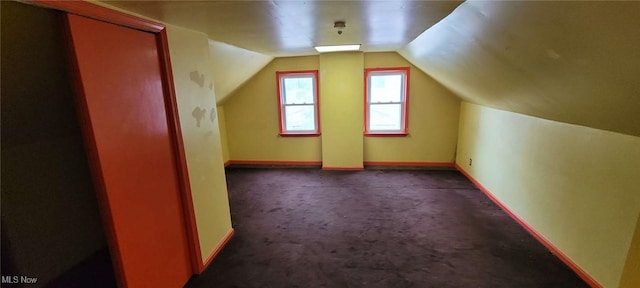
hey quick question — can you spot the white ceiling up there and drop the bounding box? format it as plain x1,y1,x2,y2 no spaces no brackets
105,0,463,57
104,0,640,136
400,1,640,136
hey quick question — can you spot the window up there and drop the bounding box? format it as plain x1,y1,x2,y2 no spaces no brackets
365,67,409,135
276,70,320,136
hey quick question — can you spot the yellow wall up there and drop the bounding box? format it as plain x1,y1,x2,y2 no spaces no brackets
456,102,640,288
208,40,273,103
166,25,232,261
363,52,460,163
223,56,322,162
217,105,231,164
221,52,462,165
319,52,365,168
620,213,640,288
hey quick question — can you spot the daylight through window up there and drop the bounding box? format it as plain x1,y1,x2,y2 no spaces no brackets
365,68,409,135
277,71,320,136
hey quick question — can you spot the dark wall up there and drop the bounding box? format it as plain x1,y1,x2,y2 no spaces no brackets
1,1,109,286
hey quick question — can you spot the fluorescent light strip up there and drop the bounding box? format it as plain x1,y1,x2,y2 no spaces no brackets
314,44,361,53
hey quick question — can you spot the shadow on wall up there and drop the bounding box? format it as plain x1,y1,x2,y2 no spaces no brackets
1,1,113,286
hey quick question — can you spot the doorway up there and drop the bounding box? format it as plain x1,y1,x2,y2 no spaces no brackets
65,12,194,288
2,1,199,287
1,1,116,287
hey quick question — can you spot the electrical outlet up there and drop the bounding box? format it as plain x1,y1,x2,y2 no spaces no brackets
469,158,472,166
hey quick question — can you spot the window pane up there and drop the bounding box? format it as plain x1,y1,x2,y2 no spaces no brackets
369,104,402,131
284,105,316,131
370,74,403,103
283,77,314,104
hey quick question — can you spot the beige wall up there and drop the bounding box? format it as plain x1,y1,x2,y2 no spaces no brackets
363,52,460,163
223,56,323,162
166,25,233,261
456,102,640,288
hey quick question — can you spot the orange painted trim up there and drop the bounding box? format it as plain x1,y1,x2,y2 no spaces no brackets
202,229,235,271
29,0,163,32
454,164,602,288
157,28,203,274
36,0,204,276
224,160,231,167
364,161,454,168
279,132,321,137
229,160,323,167
364,67,410,135
276,70,321,136
322,166,365,171
364,132,409,137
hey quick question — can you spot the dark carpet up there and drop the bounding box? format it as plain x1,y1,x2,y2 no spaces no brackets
186,168,588,288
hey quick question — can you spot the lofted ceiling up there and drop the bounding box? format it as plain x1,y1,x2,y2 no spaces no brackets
208,39,273,102
104,0,463,57
103,0,640,136
400,1,640,136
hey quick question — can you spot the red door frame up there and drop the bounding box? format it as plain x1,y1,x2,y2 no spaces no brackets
27,0,204,275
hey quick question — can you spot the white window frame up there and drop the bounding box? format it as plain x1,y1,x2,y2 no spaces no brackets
276,70,320,136
364,68,409,135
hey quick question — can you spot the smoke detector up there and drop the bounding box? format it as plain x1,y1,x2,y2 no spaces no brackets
334,21,346,35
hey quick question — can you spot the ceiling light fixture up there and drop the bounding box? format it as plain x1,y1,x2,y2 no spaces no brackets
314,44,361,53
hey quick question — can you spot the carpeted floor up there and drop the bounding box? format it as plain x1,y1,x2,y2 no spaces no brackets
185,168,588,288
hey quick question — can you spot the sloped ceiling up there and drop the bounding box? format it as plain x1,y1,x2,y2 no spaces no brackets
103,0,461,106
399,1,640,136
104,0,462,57
103,1,640,135
208,40,273,103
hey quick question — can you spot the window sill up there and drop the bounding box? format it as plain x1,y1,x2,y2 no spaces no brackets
364,132,409,137
279,132,321,137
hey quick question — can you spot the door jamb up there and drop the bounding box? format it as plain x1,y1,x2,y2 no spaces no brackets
27,0,205,274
